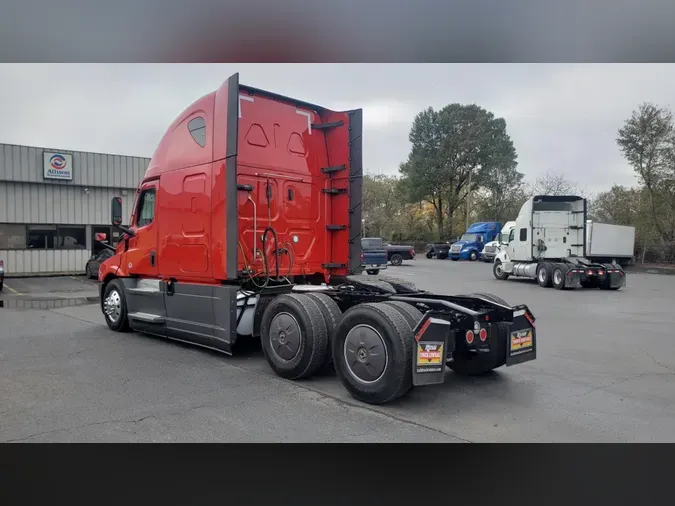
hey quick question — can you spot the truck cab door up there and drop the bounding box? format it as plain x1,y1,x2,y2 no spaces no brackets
126,180,159,278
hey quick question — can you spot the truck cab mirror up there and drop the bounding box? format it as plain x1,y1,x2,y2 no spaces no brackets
94,232,107,242
110,196,135,237
111,197,123,226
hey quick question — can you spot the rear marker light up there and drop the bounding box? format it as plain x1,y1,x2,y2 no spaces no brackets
466,330,474,344
598,270,604,276
587,270,593,275
479,328,487,341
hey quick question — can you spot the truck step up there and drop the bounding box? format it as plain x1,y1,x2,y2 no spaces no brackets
322,263,347,269
326,224,347,231
321,164,346,174
128,312,165,324
322,188,348,195
312,120,344,130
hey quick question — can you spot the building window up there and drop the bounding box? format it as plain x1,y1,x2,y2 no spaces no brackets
27,225,57,249
136,189,156,228
1,224,88,250
0,224,27,250
519,228,528,242
57,226,87,249
188,117,206,147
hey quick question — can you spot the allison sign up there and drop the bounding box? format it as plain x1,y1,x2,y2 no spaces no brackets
43,152,73,180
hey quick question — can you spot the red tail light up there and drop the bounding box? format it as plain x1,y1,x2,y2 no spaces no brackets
360,252,364,264
410,249,415,255
465,330,474,344
587,270,593,275
479,328,487,341
598,270,604,276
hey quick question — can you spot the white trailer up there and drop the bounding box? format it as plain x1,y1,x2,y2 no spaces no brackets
586,220,635,265
492,195,626,290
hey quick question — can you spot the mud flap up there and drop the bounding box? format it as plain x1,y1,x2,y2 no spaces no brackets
607,269,626,289
564,269,583,289
411,314,453,386
506,306,537,366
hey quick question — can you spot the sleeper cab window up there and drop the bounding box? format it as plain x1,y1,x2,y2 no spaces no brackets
137,189,156,228
188,116,206,147
519,228,527,241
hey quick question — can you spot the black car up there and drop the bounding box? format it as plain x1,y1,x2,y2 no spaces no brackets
85,249,113,279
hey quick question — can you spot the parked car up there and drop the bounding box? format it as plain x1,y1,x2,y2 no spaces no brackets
425,241,453,259
361,237,388,275
85,249,114,279
383,243,416,266
0,259,4,291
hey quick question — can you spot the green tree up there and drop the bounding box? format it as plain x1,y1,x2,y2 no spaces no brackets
399,104,519,239
617,102,675,260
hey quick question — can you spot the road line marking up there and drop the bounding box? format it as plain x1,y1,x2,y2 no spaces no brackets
3,283,22,295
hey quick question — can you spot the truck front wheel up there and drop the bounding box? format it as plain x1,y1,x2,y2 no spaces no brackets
260,293,329,380
493,260,509,280
332,302,414,405
102,279,130,332
469,250,478,261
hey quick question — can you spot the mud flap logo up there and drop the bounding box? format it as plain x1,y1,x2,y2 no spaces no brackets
417,342,443,366
510,329,533,355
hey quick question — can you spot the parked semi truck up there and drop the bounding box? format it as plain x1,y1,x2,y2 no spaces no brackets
95,73,538,405
481,221,516,263
449,222,501,261
585,220,635,266
493,195,626,290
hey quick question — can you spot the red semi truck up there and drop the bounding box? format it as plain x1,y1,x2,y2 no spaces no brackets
96,73,538,405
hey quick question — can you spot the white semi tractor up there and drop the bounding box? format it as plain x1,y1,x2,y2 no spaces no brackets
481,221,516,263
493,195,627,290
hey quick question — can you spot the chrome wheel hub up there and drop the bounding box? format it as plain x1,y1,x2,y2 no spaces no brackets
104,289,122,323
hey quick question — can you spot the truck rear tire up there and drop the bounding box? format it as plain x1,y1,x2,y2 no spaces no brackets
537,263,553,288
304,292,343,374
467,292,509,307
332,302,414,405
382,301,424,330
260,293,329,381
102,279,131,332
366,269,379,275
493,260,509,280
552,264,568,290
390,254,403,266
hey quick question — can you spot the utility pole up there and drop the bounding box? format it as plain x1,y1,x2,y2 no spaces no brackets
465,168,472,230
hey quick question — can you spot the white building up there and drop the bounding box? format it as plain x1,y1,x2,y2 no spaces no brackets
0,143,148,276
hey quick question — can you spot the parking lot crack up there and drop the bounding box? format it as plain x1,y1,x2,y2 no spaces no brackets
642,350,675,373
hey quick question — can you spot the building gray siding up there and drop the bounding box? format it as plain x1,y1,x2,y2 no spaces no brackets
0,143,150,276
0,143,149,189
0,181,135,225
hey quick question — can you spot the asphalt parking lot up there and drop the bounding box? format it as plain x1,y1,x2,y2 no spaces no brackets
2,260,674,442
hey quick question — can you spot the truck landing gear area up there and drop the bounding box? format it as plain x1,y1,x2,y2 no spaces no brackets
95,74,538,406
492,195,627,291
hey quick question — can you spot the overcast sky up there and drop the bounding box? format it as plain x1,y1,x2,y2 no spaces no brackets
2,63,674,193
